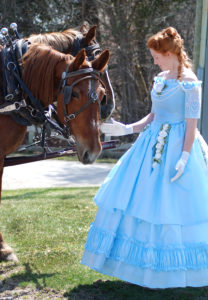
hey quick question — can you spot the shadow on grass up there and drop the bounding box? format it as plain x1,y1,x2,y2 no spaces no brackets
0,262,55,293
2,187,96,202
0,262,17,276
2,188,54,201
64,279,208,300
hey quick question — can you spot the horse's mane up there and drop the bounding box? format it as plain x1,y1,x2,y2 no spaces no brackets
28,29,83,54
22,44,69,106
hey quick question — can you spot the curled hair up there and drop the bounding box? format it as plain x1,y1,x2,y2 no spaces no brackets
147,27,192,80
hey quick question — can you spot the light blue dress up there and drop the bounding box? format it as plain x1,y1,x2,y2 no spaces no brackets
81,75,208,288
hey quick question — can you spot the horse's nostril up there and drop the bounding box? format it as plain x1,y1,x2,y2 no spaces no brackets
101,94,107,106
83,150,90,164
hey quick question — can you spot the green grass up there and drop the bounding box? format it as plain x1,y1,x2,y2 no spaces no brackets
54,155,118,164
10,150,118,163
1,188,208,299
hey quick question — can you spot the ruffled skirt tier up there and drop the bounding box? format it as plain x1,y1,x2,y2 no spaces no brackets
82,209,208,288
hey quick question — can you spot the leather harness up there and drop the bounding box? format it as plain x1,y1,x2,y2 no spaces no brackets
0,28,105,140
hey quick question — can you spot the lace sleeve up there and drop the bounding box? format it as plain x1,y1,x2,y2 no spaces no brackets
181,82,202,119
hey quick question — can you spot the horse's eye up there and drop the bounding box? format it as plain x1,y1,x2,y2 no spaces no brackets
72,91,79,99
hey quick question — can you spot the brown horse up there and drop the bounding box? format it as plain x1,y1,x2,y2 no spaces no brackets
28,24,115,120
0,43,110,261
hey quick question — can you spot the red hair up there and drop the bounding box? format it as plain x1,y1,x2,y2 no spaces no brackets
147,27,192,80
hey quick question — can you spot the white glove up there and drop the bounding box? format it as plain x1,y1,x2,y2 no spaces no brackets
100,118,133,136
170,151,190,182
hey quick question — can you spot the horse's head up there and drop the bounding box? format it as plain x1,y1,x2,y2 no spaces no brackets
68,25,116,121
22,44,109,164
28,25,115,122
56,48,110,164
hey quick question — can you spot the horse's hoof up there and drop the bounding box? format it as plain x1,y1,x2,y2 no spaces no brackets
4,253,19,262
0,250,19,262
0,251,19,262
0,233,18,262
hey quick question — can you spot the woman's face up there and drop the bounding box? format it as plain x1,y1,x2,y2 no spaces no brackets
150,48,171,71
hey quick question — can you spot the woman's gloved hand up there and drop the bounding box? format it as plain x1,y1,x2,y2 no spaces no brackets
170,151,190,182
100,118,133,136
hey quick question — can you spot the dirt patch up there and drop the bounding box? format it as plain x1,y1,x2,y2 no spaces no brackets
0,262,67,300
0,287,67,300
0,286,67,299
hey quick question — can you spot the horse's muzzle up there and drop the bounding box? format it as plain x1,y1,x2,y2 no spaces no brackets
81,148,101,164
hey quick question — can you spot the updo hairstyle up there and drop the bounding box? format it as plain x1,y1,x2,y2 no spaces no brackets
147,27,192,80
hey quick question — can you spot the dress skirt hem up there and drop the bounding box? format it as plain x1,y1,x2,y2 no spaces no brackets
81,207,208,288
81,251,208,289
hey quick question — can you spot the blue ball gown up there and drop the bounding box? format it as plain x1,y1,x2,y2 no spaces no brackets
81,74,208,288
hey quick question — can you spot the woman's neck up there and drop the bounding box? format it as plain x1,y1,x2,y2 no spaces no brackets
166,57,180,79
167,70,178,79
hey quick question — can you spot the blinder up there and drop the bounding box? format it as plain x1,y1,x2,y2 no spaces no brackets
72,36,101,61
63,85,72,105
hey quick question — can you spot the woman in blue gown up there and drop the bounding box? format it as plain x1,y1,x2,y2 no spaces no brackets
81,27,208,288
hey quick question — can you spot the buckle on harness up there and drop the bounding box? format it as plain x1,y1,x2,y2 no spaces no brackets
5,94,14,101
14,99,27,110
7,61,16,71
65,114,75,122
90,91,98,103
30,108,37,117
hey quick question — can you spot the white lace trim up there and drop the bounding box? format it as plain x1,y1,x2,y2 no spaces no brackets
180,84,202,119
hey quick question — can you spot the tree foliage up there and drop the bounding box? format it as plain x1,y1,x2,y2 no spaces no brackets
0,0,196,132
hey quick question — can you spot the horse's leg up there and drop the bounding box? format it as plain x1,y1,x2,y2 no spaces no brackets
0,157,18,262
0,116,26,262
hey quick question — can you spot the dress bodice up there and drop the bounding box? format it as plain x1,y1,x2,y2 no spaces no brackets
151,76,202,123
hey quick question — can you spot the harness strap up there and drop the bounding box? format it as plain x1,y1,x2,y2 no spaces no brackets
10,66,45,116
85,44,101,61
15,39,29,74
64,67,100,78
0,99,26,113
64,95,98,122
85,44,100,53
63,74,100,122
1,49,18,95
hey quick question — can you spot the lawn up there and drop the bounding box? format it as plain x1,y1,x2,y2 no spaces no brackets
1,187,208,299
55,155,118,164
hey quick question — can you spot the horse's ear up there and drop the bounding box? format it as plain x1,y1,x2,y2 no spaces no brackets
91,49,110,72
80,24,88,34
84,25,97,46
72,49,86,70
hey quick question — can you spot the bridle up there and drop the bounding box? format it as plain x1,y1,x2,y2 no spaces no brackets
58,66,106,127
67,35,114,120
71,36,101,61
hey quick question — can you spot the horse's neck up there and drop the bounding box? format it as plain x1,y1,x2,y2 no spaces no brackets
39,92,58,109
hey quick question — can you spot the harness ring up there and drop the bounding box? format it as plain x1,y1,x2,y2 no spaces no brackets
7,61,16,71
